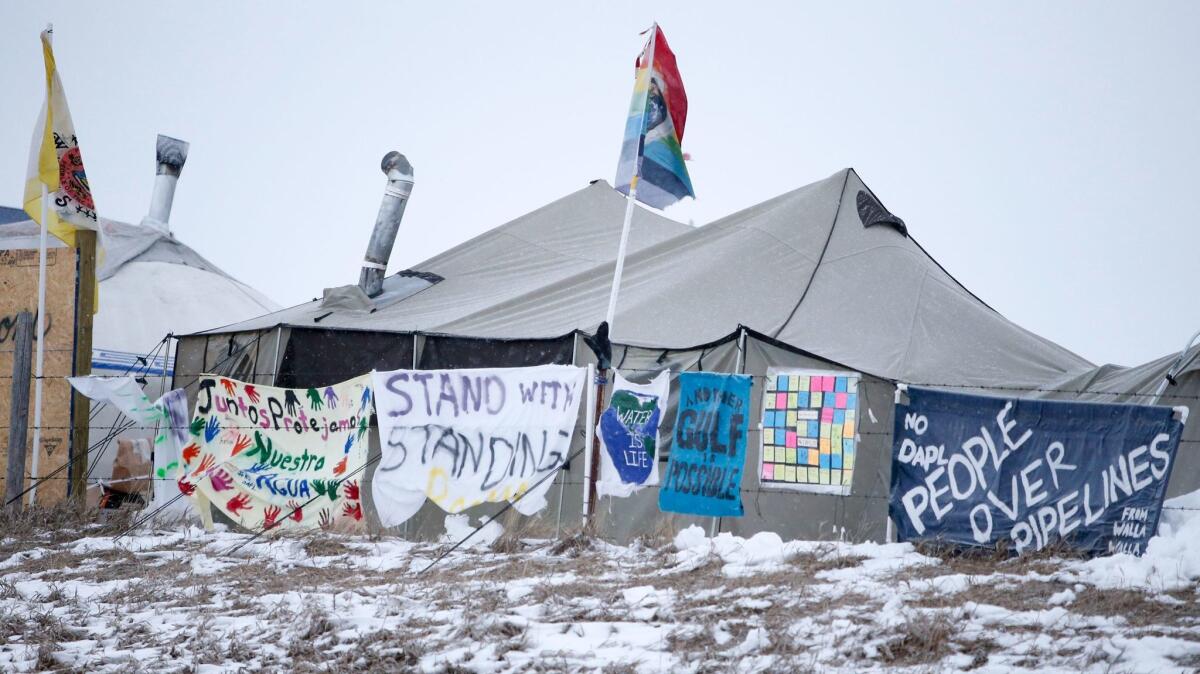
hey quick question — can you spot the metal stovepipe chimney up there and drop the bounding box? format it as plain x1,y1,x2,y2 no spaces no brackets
143,134,190,233
358,151,414,298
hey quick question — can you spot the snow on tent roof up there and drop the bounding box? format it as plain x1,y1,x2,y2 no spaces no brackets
193,170,1095,387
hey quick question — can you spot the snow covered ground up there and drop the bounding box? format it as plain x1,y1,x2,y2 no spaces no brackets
0,495,1198,673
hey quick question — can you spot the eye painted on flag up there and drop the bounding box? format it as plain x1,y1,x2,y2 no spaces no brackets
646,79,667,131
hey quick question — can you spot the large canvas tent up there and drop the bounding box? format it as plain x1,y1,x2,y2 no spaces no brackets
173,169,1200,542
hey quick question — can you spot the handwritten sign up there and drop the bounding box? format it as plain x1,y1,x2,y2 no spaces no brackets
659,372,751,518
182,374,372,531
890,387,1185,556
371,365,586,527
596,370,669,498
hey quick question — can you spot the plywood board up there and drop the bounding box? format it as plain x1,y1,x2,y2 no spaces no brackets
0,245,78,505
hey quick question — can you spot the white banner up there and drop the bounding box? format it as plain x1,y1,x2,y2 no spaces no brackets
371,365,586,527
596,370,669,498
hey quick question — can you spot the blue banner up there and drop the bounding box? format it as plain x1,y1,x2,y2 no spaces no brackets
659,372,752,517
890,387,1185,556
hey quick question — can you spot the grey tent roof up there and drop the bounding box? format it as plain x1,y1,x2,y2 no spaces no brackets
0,205,27,224
196,169,1095,387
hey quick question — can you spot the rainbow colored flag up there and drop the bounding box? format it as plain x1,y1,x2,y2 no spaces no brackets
614,25,694,209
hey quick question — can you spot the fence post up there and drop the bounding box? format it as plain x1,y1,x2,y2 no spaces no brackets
6,312,34,510
70,229,98,507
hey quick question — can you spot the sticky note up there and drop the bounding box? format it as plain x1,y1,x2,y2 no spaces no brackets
763,464,774,480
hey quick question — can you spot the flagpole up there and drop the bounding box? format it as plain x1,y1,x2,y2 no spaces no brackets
589,26,659,522
29,184,49,506
603,24,657,338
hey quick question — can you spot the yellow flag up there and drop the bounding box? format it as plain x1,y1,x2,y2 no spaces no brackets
23,26,99,247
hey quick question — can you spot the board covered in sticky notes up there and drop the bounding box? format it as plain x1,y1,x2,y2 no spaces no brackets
759,369,860,495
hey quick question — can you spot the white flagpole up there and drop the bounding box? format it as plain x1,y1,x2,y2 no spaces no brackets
27,23,55,507
604,25,658,339
29,184,49,506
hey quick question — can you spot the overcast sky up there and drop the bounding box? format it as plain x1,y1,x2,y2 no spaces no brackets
2,2,1197,368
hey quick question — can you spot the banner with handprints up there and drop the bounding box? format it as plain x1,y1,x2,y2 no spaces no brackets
371,365,587,527
180,374,373,532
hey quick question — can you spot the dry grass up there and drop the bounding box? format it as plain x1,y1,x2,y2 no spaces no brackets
0,510,1194,673
302,533,352,558
549,529,596,557
1072,586,1200,628
0,502,137,556
874,611,956,665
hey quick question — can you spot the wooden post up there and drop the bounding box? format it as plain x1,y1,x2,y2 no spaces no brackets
5,312,34,510
585,368,608,523
69,229,97,507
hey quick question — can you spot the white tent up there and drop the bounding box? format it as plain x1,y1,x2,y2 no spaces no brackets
0,204,278,491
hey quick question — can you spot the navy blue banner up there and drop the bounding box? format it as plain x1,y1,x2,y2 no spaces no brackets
659,372,752,517
890,387,1185,556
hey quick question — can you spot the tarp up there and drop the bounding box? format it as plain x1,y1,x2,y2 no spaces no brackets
890,386,1185,556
